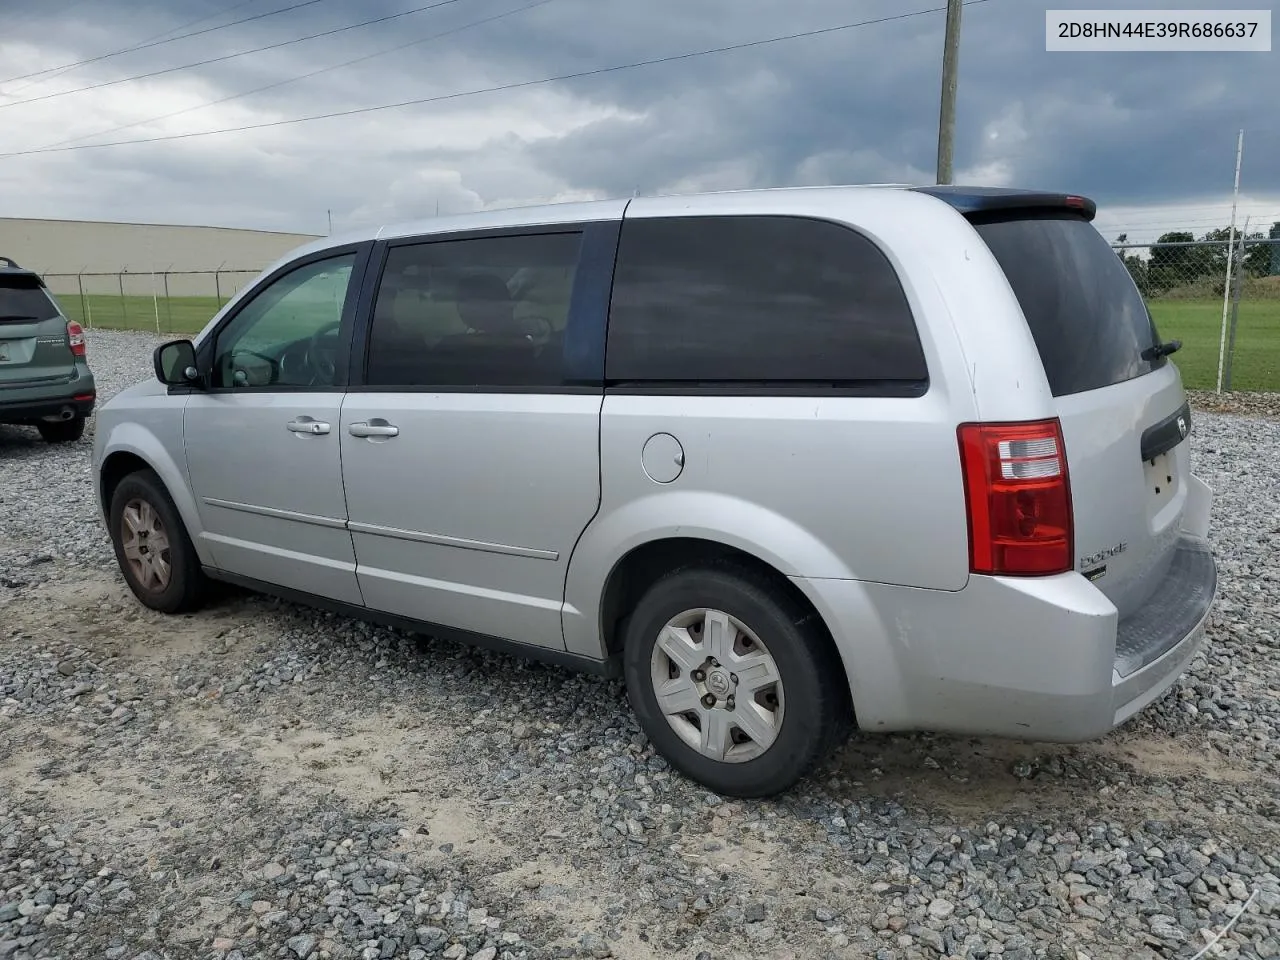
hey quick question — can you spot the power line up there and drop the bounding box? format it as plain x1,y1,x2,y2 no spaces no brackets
0,0,262,97
0,0,474,109
0,0,335,87
41,0,559,151
0,0,995,157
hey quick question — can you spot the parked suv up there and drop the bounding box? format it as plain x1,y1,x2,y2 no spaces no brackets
92,186,1216,797
0,257,95,442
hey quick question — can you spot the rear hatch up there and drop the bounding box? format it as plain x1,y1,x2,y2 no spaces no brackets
960,200,1190,619
0,271,76,386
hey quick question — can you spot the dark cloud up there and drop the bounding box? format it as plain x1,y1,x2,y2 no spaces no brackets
0,0,1275,234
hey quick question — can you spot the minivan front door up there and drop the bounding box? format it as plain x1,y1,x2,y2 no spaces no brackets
184,249,367,605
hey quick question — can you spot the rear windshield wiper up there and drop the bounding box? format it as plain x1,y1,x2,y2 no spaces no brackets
0,314,38,320
1142,339,1182,361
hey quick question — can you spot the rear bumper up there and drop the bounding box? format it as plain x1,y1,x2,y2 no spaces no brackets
0,374,96,423
796,536,1216,743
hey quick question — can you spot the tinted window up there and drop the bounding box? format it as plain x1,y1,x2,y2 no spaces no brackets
213,254,355,388
0,275,58,322
973,213,1164,397
365,232,581,388
605,216,927,386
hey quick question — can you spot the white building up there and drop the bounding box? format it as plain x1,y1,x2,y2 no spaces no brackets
0,217,319,273
0,217,321,300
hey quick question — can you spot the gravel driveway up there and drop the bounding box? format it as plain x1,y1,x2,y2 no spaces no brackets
2,330,1278,960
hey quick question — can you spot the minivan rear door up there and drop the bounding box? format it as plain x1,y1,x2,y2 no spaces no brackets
0,274,75,386
969,210,1194,619
339,222,616,651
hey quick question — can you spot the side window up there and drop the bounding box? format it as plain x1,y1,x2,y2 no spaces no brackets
605,216,928,387
365,232,581,388
213,254,356,389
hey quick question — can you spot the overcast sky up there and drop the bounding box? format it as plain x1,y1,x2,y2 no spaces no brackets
0,0,1276,243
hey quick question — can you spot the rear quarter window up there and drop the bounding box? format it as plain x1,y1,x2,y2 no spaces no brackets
605,215,927,391
972,213,1165,397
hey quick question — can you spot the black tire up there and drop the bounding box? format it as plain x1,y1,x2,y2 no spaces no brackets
37,416,85,443
622,564,851,798
108,469,207,614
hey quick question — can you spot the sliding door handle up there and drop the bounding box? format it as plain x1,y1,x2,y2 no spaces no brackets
348,420,399,439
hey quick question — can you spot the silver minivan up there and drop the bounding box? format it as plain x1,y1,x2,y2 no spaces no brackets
92,185,1217,797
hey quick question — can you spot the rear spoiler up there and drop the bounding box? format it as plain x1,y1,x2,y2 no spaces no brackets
911,186,1097,222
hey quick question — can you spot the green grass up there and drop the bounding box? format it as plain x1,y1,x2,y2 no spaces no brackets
57,292,1280,393
1149,299,1280,392
60,294,225,336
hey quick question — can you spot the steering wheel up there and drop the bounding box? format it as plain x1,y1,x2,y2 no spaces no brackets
519,315,554,347
229,349,279,387
304,321,342,385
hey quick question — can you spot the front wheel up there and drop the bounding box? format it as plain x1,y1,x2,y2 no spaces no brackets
108,470,206,614
37,416,85,443
622,565,850,798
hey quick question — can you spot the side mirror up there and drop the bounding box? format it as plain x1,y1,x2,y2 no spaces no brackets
153,340,200,386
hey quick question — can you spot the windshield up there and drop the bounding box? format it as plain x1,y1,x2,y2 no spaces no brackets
973,213,1164,397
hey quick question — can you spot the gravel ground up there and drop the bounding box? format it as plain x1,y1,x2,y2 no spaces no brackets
1,329,1279,960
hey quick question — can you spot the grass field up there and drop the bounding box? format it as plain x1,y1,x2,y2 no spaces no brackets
58,294,225,336
1148,299,1280,392
56,293,1280,393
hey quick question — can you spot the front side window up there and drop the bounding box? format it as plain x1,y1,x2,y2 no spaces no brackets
213,254,355,389
364,232,581,388
605,215,928,387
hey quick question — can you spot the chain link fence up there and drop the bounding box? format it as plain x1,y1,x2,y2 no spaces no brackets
1112,236,1280,392
39,268,264,337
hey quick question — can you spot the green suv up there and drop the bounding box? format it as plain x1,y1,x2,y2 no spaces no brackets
0,257,95,443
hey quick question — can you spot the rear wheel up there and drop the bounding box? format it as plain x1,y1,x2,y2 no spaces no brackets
108,470,206,614
622,565,849,798
37,416,85,443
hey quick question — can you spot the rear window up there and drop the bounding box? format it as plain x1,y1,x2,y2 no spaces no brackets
972,213,1164,397
605,215,928,391
0,274,58,322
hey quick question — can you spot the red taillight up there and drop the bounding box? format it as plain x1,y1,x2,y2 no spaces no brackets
957,419,1073,576
67,320,86,358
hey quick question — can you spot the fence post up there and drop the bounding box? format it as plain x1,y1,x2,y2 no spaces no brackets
151,269,160,334
214,270,223,307
1223,237,1247,391
118,270,128,327
77,273,88,330
163,271,173,334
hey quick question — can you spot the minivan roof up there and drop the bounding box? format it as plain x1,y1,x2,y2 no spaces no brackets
277,184,1098,269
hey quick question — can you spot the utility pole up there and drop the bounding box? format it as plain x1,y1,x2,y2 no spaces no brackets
935,0,964,185
327,209,333,235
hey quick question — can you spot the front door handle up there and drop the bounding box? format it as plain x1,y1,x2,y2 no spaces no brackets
286,417,330,435
348,419,399,439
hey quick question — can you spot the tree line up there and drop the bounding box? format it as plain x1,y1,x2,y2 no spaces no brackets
1114,222,1280,296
